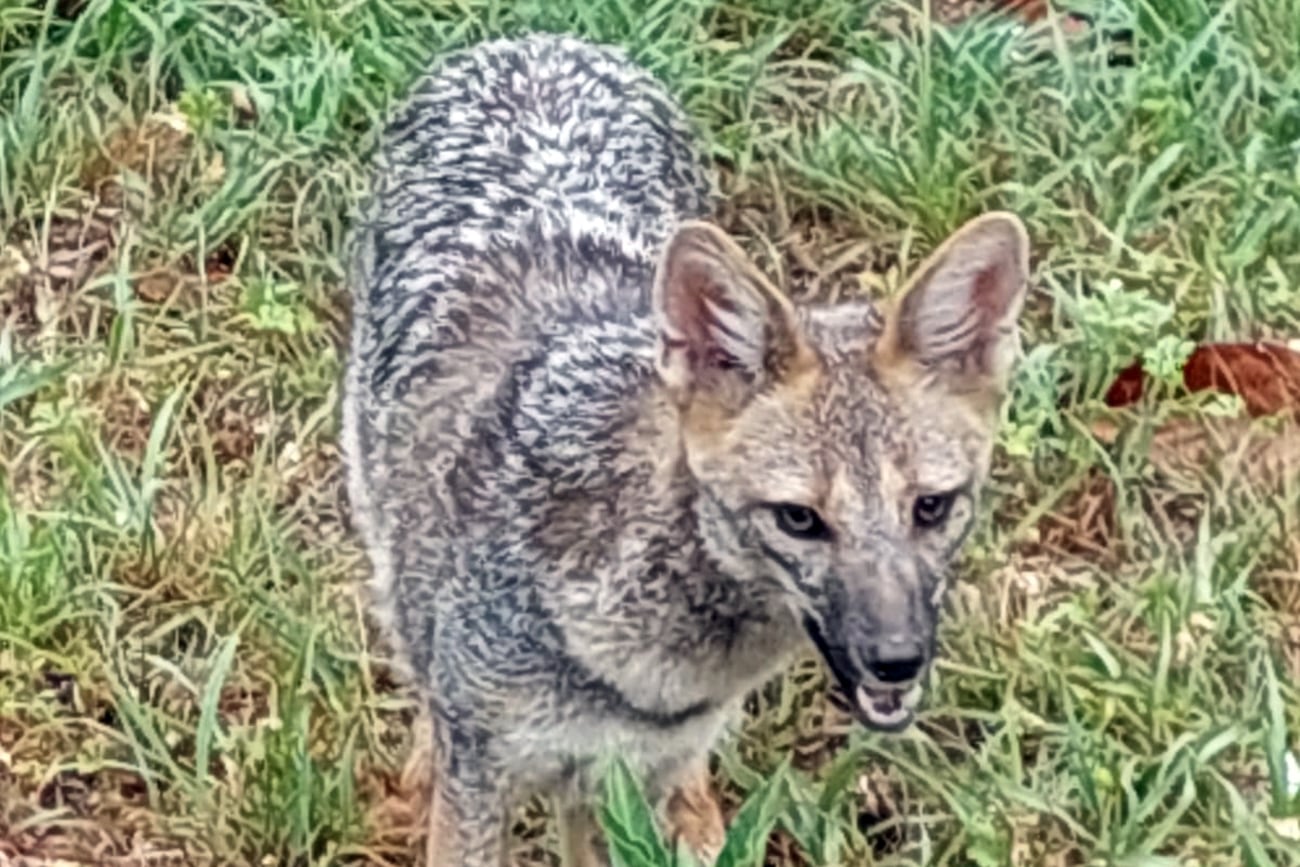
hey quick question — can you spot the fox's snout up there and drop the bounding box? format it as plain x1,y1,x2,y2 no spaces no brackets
804,548,940,731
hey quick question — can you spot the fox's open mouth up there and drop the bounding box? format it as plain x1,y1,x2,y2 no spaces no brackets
852,681,923,731
803,616,926,732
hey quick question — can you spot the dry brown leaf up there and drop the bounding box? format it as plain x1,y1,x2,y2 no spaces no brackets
1105,341,1300,419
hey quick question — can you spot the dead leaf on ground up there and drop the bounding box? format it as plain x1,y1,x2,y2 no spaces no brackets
133,268,181,304
930,0,1086,29
876,1,1111,51
1106,341,1300,419
203,250,235,285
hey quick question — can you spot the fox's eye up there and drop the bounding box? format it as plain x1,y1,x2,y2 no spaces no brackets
912,493,955,529
771,504,831,540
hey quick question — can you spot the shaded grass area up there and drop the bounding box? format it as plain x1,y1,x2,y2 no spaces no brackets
2,0,1300,863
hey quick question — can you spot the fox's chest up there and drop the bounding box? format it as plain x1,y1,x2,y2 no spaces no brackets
500,704,727,803
499,657,764,805
497,599,802,803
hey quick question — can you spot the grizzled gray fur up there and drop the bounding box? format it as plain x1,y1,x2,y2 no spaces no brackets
342,32,1030,867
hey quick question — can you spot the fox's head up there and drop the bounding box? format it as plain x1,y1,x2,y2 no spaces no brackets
654,213,1029,731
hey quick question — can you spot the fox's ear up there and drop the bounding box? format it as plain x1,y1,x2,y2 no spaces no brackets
878,212,1030,396
654,221,809,406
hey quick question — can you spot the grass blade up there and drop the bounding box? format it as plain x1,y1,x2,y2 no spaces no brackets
194,630,241,787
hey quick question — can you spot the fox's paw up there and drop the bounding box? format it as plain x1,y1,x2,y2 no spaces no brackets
663,769,725,865
366,709,436,849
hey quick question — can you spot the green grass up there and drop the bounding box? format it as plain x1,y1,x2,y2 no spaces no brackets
3,0,1300,864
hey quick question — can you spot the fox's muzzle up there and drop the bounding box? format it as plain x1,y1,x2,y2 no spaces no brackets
804,547,940,731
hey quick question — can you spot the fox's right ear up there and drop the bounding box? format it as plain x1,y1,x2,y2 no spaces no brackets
653,221,810,408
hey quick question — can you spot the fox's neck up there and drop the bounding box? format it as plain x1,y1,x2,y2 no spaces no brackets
530,327,805,713
633,382,803,636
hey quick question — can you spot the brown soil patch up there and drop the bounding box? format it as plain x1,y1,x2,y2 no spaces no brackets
96,376,155,461
1033,468,1121,565
0,692,197,866
81,110,197,205
2,108,212,343
190,377,267,469
716,173,897,308
0,200,120,341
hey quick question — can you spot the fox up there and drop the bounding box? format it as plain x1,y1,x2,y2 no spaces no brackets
341,32,1030,867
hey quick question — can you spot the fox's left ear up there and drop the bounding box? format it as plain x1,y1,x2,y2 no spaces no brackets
877,212,1030,397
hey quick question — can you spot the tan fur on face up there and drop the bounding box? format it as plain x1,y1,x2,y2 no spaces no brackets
877,459,911,525
681,362,829,505
668,211,1028,515
667,213,1029,642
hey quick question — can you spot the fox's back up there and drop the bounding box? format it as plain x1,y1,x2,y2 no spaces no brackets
342,34,715,652
347,34,713,398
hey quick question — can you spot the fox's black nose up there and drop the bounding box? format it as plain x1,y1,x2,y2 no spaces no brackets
867,638,926,684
